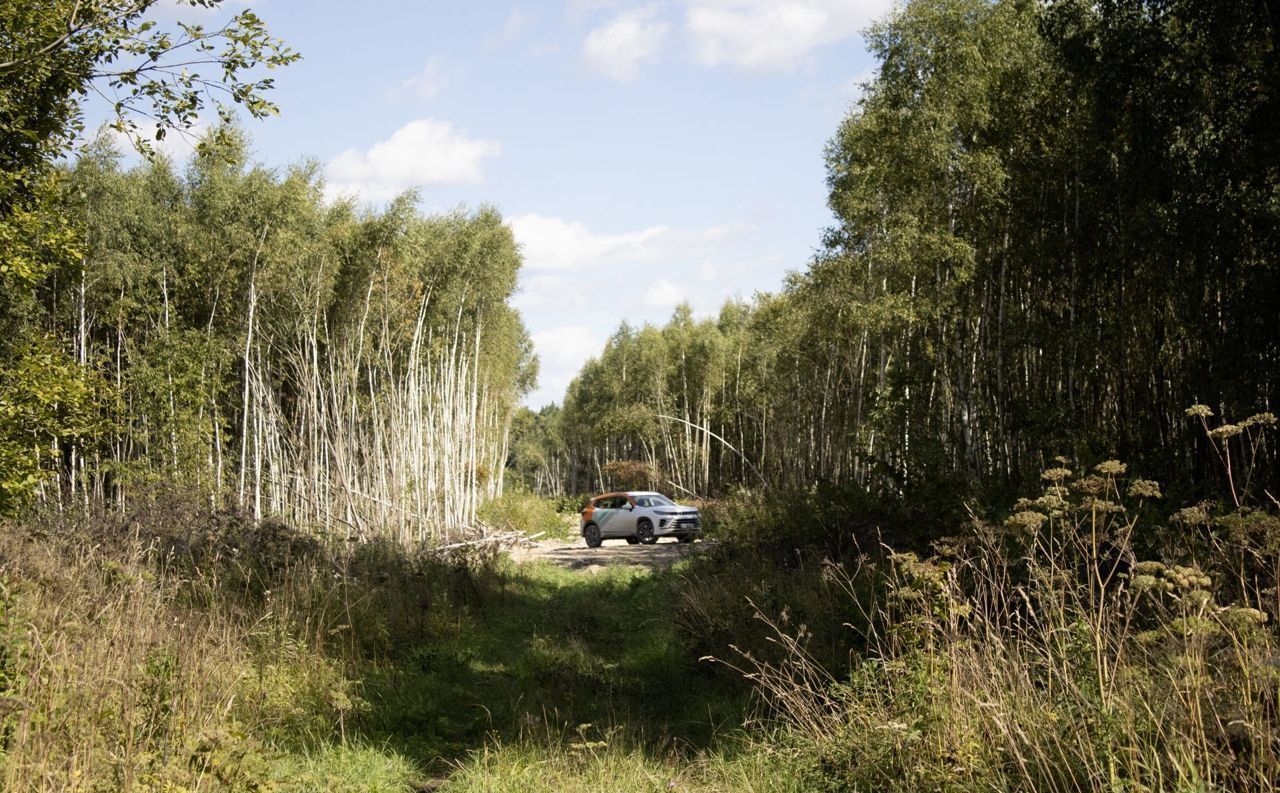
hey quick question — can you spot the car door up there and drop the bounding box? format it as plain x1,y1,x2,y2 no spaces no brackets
591,496,616,536
601,495,636,537
614,495,638,536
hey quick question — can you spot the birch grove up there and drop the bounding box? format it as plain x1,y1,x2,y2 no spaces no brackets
20,131,534,539
514,0,1280,504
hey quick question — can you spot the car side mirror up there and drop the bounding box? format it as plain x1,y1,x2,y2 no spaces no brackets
625,504,634,510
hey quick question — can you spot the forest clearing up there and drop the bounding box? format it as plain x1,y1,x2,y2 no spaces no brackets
3,0,1280,791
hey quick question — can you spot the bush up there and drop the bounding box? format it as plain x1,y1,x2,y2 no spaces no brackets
478,490,574,540
601,460,660,492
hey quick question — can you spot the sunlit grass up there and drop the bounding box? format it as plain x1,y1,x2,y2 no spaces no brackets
271,744,422,792
442,738,816,793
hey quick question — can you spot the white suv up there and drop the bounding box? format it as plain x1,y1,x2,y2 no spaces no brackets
579,491,702,547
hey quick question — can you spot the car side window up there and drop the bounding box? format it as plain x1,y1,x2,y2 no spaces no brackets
635,496,652,507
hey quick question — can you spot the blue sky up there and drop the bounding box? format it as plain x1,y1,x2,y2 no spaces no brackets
121,0,891,407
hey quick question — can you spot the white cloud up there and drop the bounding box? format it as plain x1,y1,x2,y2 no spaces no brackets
528,324,606,408
488,7,530,48
397,58,451,101
583,4,670,81
684,0,894,71
324,119,501,204
513,274,589,312
510,214,671,271
643,278,687,309
105,118,210,164
510,214,754,272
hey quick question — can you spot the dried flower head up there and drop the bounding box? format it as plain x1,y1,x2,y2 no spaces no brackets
1172,505,1211,527
1209,423,1243,440
1078,497,1125,514
1034,493,1069,514
1006,510,1048,532
1127,479,1163,499
1185,404,1214,419
1072,475,1106,495
1169,565,1212,590
1221,606,1269,629
1240,412,1277,429
1041,467,1073,483
1133,560,1166,576
1130,574,1161,591
1095,460,1127,476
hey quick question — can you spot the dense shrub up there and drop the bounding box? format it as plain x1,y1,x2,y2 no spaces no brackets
478,490,573,540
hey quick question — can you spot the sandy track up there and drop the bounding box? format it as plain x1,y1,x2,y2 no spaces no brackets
509,537,704,573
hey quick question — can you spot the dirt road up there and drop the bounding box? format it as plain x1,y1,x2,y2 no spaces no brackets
509,537,705,573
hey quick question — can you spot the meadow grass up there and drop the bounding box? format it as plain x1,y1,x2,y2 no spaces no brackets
0,503,755,791
6,469,1277,792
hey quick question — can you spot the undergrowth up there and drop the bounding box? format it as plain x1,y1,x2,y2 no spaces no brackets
4,409,1276,791
0,493,753,791
694,409,1280,792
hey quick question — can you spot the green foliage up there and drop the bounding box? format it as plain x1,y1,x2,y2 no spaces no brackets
477,491,570,540
0,0,302,518
0,0,298,209
0,127,534,525
0,334,106,512
696,464,1280,792
443,738,813,793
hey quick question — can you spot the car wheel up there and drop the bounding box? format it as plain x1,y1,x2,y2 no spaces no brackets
584,524,602,548
625,537,639,545
636,520,657,545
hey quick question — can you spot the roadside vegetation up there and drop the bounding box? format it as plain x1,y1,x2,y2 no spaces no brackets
2,0,1279,791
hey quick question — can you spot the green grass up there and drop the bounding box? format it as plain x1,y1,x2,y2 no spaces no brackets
270,744,422,792
441,738,814,793
0,510,761,792
353,560,750,774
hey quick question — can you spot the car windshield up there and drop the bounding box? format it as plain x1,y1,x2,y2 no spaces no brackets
636,494,674,507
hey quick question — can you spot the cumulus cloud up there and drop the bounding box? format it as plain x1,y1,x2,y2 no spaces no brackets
510,214,671,271
643,278,687,309
397,58,451,101
528,324,606,407
583,4,670,81
684,0,894,71
324,119,501,204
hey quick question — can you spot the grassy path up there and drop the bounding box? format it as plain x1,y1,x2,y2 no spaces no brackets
330,547,797,792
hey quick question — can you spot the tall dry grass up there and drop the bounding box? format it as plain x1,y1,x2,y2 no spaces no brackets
726,455,1280,792
0,497,469,791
